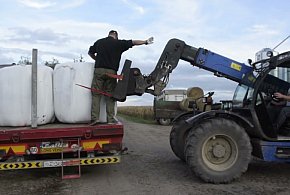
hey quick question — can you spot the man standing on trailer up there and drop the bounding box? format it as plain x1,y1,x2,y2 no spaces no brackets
88,30,153,125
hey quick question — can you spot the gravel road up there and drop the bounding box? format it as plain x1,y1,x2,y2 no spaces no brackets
1,118,290,195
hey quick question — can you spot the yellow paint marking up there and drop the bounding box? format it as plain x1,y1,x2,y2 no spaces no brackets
40,148,62,153
0,145,26,154
82,140,110,149
230,62,242,71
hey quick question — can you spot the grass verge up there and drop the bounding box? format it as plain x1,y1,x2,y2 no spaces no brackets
117,106,156,124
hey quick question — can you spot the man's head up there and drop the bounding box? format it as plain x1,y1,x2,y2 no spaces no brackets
108,30,118,40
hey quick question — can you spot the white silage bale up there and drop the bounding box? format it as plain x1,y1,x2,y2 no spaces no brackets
0,65,54,126
53,62,112,123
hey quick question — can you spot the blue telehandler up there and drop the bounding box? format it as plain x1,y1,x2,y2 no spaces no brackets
113,38,290,183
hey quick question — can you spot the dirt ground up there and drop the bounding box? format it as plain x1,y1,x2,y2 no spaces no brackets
1,118,290,195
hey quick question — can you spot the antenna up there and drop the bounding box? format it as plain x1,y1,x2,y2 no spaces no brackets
272,35,290,51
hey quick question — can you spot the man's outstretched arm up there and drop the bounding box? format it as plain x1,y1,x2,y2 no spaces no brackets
133,37,154,46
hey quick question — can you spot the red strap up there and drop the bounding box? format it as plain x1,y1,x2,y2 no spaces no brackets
106,73,123,80
75,84,112,97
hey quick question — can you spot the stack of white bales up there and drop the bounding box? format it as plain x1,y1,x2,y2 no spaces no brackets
0,62,113,126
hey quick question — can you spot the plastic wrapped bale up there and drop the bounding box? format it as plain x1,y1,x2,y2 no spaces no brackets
187,87,204,98
53,62,116,123
180,87,205,111
0,65,54,126
179,97,205,111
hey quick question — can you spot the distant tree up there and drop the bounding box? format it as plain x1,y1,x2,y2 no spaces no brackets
74,54,85,63
45,58,59,69
18,56,32,65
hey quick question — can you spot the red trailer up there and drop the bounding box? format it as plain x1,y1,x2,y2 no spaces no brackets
0,123,123,179
0,50,123,179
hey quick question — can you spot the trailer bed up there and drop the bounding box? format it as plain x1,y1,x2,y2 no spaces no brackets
0,122,123,142
0,122,124,163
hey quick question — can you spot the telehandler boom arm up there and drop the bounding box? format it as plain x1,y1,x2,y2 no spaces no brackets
113,38,253,101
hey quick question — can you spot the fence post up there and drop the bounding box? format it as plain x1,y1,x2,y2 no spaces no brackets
31,49,37,128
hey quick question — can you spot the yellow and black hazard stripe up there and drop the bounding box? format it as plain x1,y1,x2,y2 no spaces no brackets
0,156,120,170
81,156,120,165
0,162,41,170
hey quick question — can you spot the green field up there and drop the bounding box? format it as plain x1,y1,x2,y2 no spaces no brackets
117,106,155,124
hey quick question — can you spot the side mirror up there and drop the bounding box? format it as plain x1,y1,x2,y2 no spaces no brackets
248,59,252,65
208,92,214,97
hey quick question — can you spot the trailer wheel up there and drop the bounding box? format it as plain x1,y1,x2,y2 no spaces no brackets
158,118,171,126
185,118,252,184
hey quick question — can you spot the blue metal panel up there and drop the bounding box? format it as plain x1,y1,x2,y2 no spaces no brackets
259,141,290,162
196,49,253,83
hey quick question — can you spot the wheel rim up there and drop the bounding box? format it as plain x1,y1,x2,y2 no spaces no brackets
201,134,238,171
160,118,170,125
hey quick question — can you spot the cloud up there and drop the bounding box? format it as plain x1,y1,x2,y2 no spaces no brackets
7,27,70,45
0,19,117,63
0,46,35,65
60,0,86,9
0,49,15,64
18,0,56,9
17,0,86,10
121,0,145,15
247,24,279,36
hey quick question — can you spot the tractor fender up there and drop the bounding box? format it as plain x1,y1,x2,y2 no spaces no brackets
169,110,254,162
185,110,254,131
172,111,197,123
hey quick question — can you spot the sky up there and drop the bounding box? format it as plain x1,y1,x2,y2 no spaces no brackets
0,0,290,106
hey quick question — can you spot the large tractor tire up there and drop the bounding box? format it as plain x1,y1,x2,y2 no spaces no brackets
185,118,252,184
170,124,186,161
169,113,193,161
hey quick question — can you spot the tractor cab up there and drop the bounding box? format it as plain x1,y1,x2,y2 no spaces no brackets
232,51,290,140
